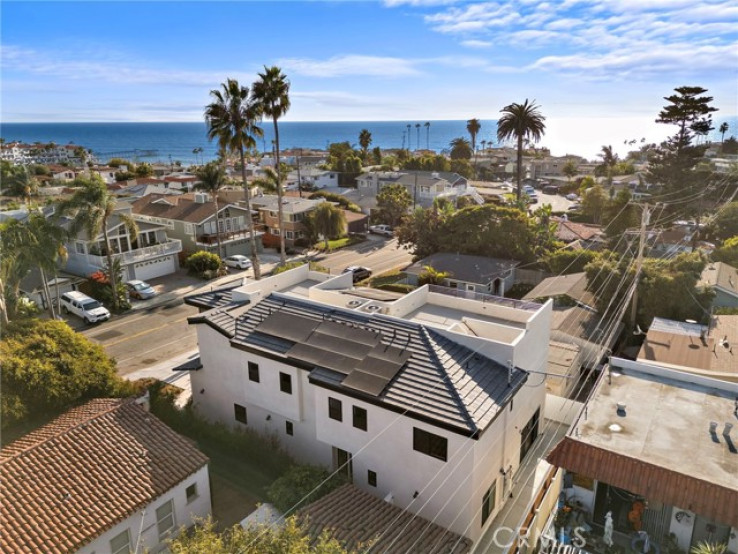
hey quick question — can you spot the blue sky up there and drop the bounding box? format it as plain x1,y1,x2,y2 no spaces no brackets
2,1,736,155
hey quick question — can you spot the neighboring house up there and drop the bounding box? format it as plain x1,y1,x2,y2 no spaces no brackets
131,193,259,258
527,155,586,180
62,202,182,281
0,398,211,554
163,174,199,192
250,194,325,248
637,315,738,383
89,166,118,184
47,164,78,181
285,167,338,190
523,272,595,308
0,142,82,165
405,253,520,296
19,269,85,312
356,171,470,209
699,261,738,309
342,209,369,234
547,357,738,553
553,218,605,250
114,182,181,200
185,264,552,544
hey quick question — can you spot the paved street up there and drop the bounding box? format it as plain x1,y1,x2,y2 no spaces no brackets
79,236,415,378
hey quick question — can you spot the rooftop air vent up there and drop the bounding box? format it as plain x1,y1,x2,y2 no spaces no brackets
365,305,382,312
346,299,364,308
616,402,627,416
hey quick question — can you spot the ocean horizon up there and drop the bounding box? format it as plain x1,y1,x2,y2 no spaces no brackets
2,117,736,166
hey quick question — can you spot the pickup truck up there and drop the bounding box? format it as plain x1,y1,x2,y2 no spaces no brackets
369,224,394,237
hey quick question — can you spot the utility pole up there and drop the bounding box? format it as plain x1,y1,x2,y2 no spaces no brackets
630,203,650,328
413,172,418,210
296,148,303,199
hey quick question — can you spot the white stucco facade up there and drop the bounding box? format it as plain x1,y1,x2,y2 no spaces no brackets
76,465,211,554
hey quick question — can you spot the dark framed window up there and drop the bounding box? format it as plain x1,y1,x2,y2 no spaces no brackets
234,403,247,424
328,397,342,421
248,361,260,382
481,481,497,525
186,483,198,503
279,372,292,394
352,406,367,431
286,421,294,436
413,427,447,462
368,470,377,487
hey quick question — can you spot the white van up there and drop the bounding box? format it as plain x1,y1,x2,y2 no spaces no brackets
60,291,111,324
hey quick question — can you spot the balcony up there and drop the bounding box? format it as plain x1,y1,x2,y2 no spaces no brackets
427,284,542,311
196,229,252,245
85,239,182,266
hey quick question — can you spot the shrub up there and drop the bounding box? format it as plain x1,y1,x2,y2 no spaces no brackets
185,251,222,278
273,261,306,275
267,465,348,513
309,191,362,213
375,283,415,294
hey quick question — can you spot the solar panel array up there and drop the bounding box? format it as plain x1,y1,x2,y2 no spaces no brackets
255,313,411,397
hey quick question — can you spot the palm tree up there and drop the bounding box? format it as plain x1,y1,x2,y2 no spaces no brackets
481,139,487,153
407,124,412,150
598,145,618,186
467,118,481,153
56,176,137,311
496,99,546,201
195,162,227,259
690,543,727,554
9,167,39,207
719,122,729,143
415,123,421,151
449,137,473,160
205,78,264,279
252,66,291,265
359,129,372,160
23,214,68,319
309,202,346,251
251,167,281,195
424,122,430,150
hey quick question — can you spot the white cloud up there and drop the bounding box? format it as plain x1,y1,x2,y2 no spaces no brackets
460,39,493,48
383,0,461,5
276,55,422,78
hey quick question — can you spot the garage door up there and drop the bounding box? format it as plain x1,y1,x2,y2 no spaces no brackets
133,256,176,281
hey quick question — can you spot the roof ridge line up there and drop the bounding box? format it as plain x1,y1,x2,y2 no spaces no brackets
1,398,133,463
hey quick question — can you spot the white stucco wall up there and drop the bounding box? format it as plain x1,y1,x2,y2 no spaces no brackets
77,465,211,554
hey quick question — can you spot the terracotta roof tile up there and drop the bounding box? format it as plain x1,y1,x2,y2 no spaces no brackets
0,398,208,553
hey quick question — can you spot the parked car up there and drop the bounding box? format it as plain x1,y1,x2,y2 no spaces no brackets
224,255,252,269
60,291,111,324
125,280,157,300
542,185,560,194
523,185,536,195
526,193,539,204
343,266,372,283
566,193,580,201
369,224,394,237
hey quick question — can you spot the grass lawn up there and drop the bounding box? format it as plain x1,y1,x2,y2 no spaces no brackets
314,235,364,252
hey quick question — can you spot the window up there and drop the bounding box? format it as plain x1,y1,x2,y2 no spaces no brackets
271,228,281,236
279,372,292,394
368,470,377,487
248,361,260,383
234,403,247,424
328,397,342,421
184,223,194,235
352,406,367,431
286,421,294,436
110,529,131,554
156,499,175,540
481,481,497,526
186,483,198,503
75,242,85,254
413,428,448,462
285,231,294,240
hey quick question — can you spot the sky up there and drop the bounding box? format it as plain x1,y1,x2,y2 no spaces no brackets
2,0,737,157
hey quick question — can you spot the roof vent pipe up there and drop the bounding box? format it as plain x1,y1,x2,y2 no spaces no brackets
709,421,719,434
724,423,734,438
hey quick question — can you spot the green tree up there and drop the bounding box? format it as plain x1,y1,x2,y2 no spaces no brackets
418,265,451,286
424,121,430,149
4,166,39,206
449,137,472,160
656,86,717,146
562,160,578,182
710,202,738,241
359,129,372,160
185,251,222,278
719,122,729,143
712,236,738,266
205,78,264,278
603,189,639,239
252,66,291,264
1,318,130,436
267,465,348,513
597,145,618,186
195,162,228,259
371,146,382,165
581,184,608,224
690,543,727,554
168,516,358,554
56,175,138,312
450,159,474,179
107,158,131,168
376,183,412,227
544,249,600,275
467,118,481,153
308,202,346,250
497,99,546,202
134,162,153,177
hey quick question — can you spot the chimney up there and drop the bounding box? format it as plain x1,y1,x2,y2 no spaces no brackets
135,390,150,412
194,192,208,204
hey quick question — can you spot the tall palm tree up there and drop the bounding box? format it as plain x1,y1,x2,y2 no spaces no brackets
424,122,431,150
252,66,291,265
415,123,421,151
309,202,346,251
56,176,138,311
719,122,729,143
251,167,281,195
599,145,618,186
23,214,68,319
481,139,487,152
195,162,227,259
407,124,412,150
467,118,481,153
9,167,39,207
359,129,372,160
496,99,546,201
205,78,264,279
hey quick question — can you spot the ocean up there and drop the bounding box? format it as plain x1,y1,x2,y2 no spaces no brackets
2,117,736,166
0,121,499,166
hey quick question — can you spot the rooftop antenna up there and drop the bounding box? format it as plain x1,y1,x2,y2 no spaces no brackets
507,360,514,386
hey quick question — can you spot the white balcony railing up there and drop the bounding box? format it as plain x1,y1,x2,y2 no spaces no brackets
85,239,182,266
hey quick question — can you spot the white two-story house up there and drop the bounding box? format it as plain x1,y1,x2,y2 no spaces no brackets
185,265,552,544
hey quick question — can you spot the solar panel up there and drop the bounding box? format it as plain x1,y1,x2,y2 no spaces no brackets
313,320,380,346
287,343,356,375
305,332,373,360
342,370,390,396
354,354,406,380
368,342,412,364
256,312,319,342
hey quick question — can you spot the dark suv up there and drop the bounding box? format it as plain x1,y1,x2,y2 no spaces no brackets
343,266,372,283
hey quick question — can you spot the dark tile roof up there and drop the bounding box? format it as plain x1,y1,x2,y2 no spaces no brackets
192,293,527,436
184,284,241,310
300,484,472,553
405,253,520,284
131,193,248,224
523,272,594,306
0,399,208,553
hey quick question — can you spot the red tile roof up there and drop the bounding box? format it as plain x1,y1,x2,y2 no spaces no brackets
547,436,738,527
0,398,208,553
555,220,603,242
